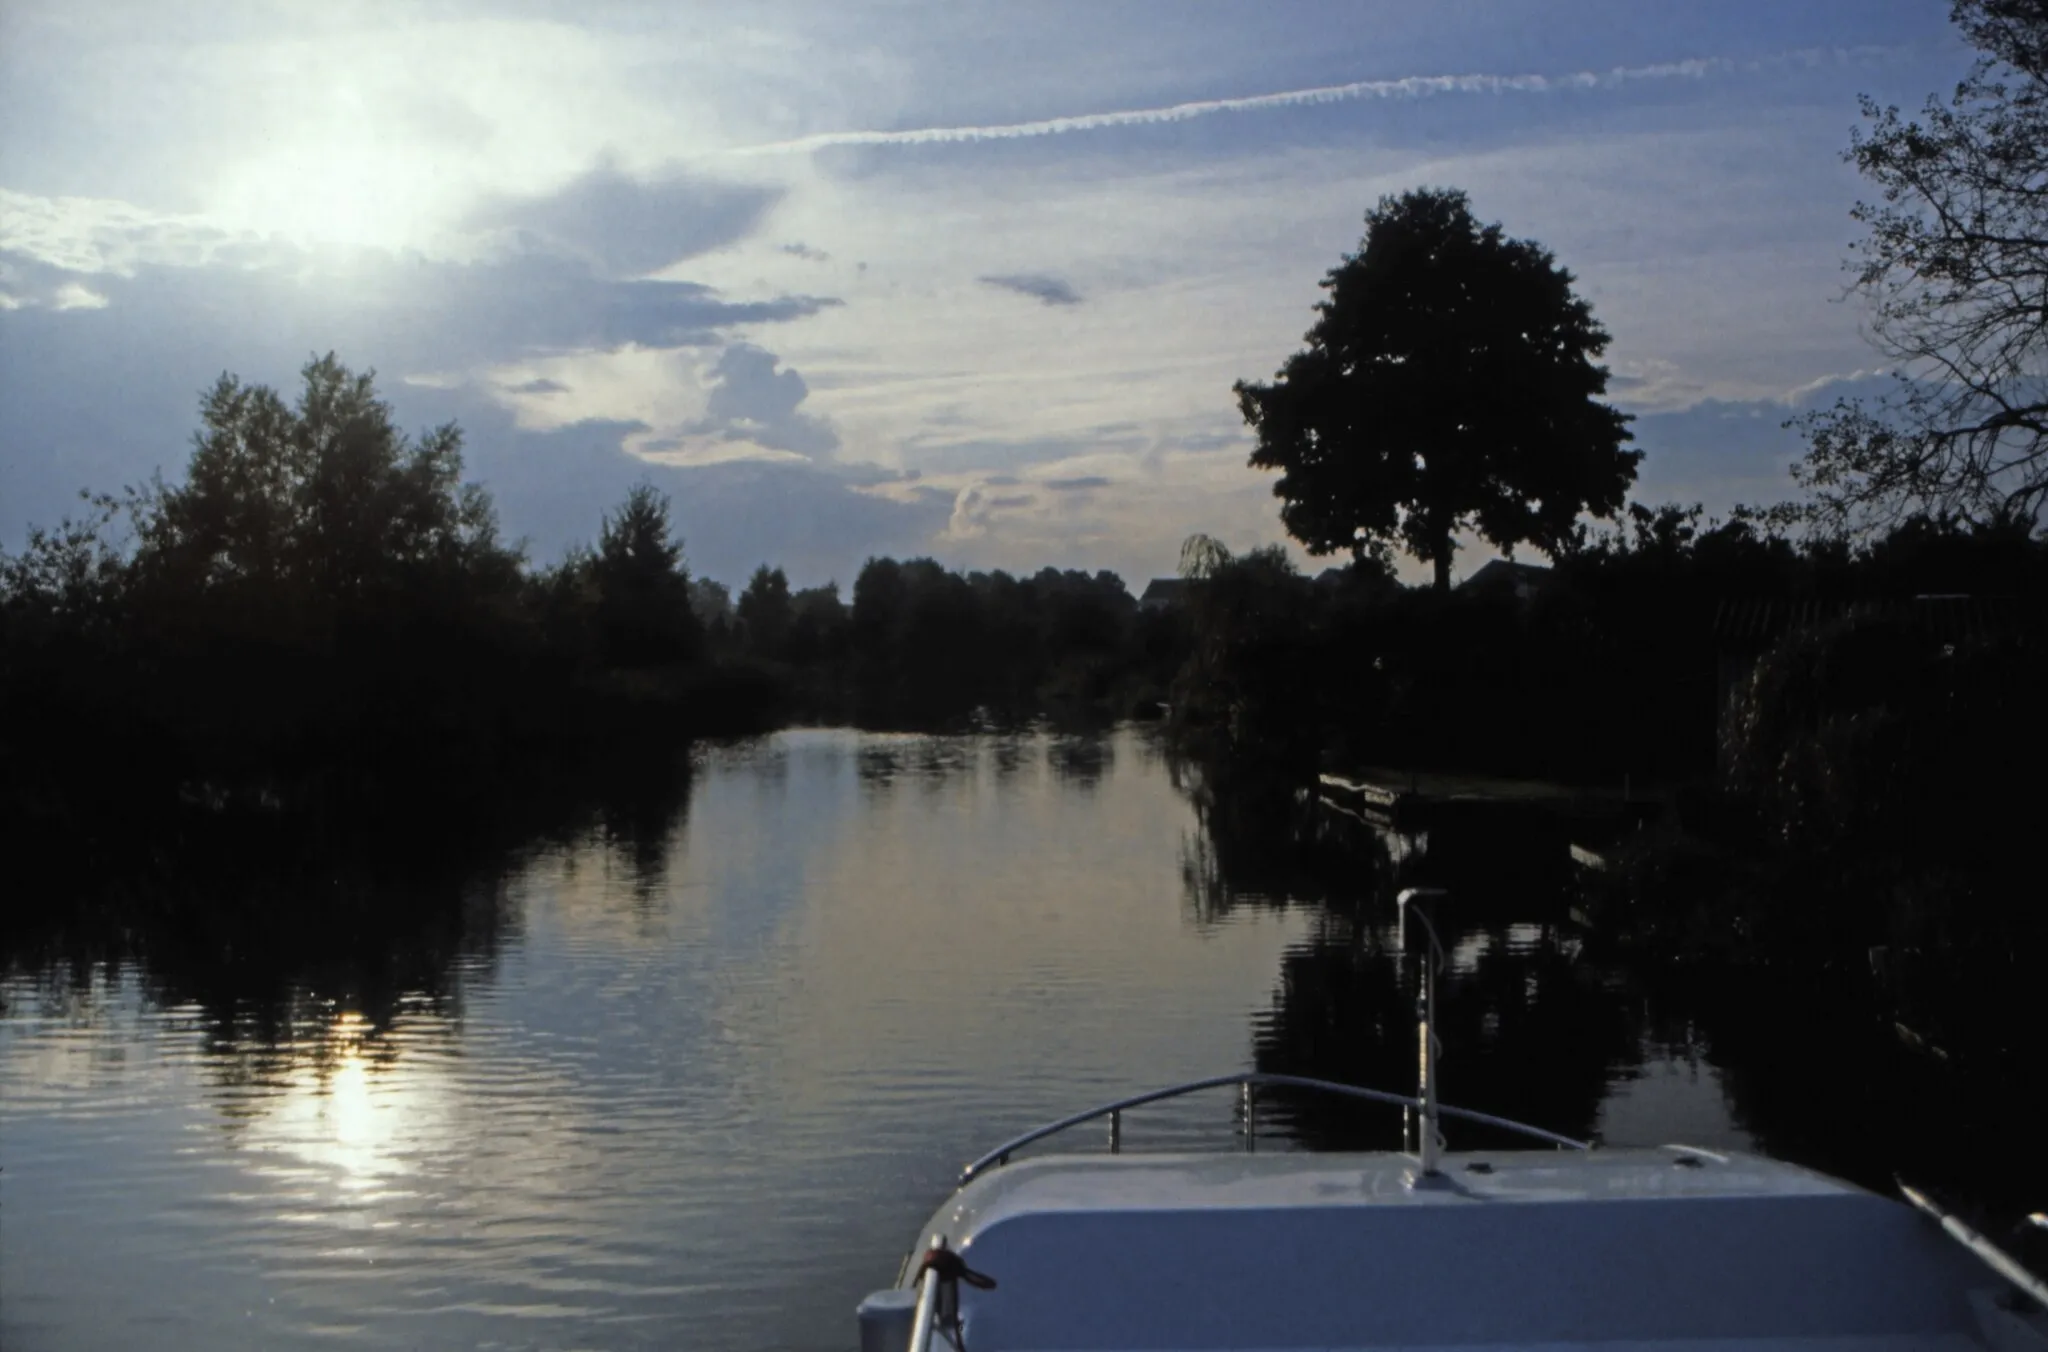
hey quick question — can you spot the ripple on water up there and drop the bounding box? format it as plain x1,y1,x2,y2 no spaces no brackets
2,727,1758,1352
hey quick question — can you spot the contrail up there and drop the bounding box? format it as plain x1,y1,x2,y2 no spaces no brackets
725,46,1888,156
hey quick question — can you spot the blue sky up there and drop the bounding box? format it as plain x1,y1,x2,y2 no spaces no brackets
0,1,1971,588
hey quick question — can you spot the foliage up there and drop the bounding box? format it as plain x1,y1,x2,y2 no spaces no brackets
834,557,1158,727
0,493,129,634
1236,188,1639,590
737,564,794,658
593,482,702,667
1162,504,2048,789
131,353,521,624
688,576,733,633
1178,532,1234,580
785,582,851,666
1169,543,1322,772
1698,604,2048,1031
1797,1,2048,526
0,358,779,856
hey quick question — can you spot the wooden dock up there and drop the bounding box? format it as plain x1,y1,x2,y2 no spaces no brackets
1315,767,1655,899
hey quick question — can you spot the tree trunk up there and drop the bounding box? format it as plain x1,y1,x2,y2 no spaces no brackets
1432,536,1452,592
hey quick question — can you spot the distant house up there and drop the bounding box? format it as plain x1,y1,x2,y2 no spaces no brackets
1459,559,1551,603
1139,578,1188,611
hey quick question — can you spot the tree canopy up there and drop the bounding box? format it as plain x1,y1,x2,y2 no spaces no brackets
132,353,518,619
1236,188,1638,589
593,482,702,666
737,564,794,658
1797,0,2048,527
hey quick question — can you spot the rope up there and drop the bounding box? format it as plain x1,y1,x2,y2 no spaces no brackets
915,1244,996,1351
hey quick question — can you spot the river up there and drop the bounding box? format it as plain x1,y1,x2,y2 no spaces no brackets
0,725,1998,1351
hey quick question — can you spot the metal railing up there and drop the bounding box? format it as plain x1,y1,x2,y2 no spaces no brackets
905,1236,945,1352
1898,1183,2048,1311
958,1071,1589,1185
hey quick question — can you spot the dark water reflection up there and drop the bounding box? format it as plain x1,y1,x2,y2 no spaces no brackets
1185,771,2044,1233
1,726,2030,1352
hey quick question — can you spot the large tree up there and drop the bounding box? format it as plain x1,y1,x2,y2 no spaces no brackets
132,353,517,615
593,482,702,666
1236,188,1638,590
1797,1,2048,527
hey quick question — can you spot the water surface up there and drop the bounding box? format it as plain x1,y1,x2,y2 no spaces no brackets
4,726,1787,1351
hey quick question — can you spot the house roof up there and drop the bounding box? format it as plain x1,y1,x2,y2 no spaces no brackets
1459,559,1552,593
1139,578,1187,607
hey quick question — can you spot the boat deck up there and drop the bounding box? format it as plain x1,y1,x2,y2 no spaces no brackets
865,1148,2048,1352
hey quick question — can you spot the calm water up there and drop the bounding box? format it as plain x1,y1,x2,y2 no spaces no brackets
0,726,1947,1351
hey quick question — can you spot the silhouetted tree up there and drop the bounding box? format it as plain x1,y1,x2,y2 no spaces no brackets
0,493,127,636
1798,2,2048,526
593,483,702,666
1178,532,1234,579
737,564,793,659
1236,188,1639,590
130,353,520,623
785,582,850,666
850,557,988,724
688,576,734,642
1171,541,1320,768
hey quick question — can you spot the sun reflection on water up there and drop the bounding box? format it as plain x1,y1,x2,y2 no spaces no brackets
243,1010,435,1207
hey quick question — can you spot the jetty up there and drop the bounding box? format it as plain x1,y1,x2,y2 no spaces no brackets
1315,767,1657,909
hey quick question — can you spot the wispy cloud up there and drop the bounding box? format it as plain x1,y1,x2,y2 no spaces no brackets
981,273,1082,306
728,47,1893,156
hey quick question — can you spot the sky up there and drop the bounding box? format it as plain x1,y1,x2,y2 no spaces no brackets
0,1,1975,589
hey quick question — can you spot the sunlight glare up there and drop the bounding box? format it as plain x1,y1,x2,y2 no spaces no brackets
209,140,452,251
246,1010,437,1201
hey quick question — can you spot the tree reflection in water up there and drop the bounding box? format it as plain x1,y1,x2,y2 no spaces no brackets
1172,749,2048,1246
4,740,699,1106
1168,747,1629,1148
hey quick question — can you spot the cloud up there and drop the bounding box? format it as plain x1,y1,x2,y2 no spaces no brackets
466,158,781,277
1044,475,1111,491
678,341,840,460
50,281,109,311
980,272,1083,306
0,219,841,370
943,481,1044,539
779,242,830,262
0,204,850,553
1625,374,1887,512
429,404,954,583
728,46,1895,155
0,188,241,276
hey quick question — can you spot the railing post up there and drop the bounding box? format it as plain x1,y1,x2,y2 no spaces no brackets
1108,1109,1121,1154
906,1234,945,1352
1418,937,1440,1175
1398,888,1448,1177
1241,1080,1256,1153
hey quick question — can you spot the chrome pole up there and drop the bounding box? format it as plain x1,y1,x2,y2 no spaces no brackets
906,1234,946,1352
1899,1184,2048,1311
1398,888,1448,1176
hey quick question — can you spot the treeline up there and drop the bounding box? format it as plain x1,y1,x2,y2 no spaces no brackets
0,356,1185,863
692,558,1182,726
1171,503,2048,786
1174,505,2048,1066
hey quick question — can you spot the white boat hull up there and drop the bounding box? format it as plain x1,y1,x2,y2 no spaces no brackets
862,1147,2048,1351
